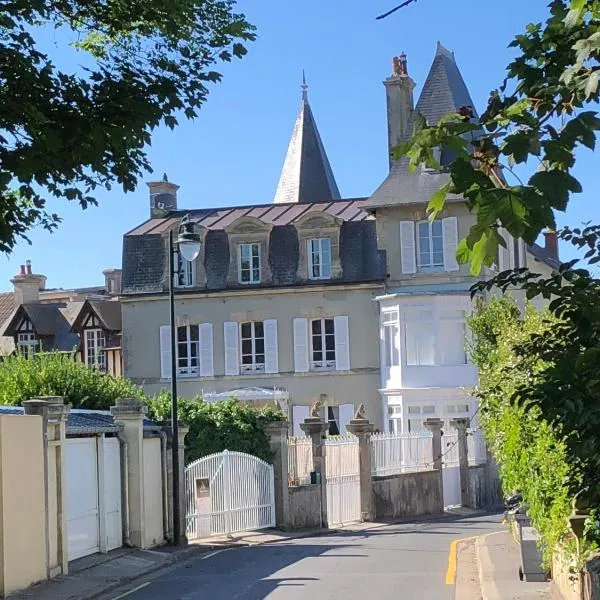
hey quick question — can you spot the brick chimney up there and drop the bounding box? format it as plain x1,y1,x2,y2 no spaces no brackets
103,268,122,295
11,260,47,305
544,230,559,262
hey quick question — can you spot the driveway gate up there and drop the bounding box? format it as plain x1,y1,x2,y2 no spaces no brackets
185,450,275,539
325,435,361,526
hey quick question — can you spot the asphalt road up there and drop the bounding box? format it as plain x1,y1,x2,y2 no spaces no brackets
104,513,502,600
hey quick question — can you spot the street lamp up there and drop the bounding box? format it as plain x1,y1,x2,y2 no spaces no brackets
169,214,201,545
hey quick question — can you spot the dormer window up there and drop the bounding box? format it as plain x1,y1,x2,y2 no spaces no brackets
85,329,106,371
417,221,444,270
239,243,261,284
174,248,195,288
17,332,38,358
308,238,332,280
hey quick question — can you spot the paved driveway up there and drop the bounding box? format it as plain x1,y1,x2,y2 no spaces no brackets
102,513,503,600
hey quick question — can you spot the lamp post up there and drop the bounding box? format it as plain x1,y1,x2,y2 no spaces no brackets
168,215,201,546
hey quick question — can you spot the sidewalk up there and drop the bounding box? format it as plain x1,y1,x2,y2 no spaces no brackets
457,528,551,600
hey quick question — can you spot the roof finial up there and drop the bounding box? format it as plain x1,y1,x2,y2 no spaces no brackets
301,70,308,101
162,172,168,182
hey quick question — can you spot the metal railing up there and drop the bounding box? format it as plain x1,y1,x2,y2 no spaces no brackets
287,436,313,486
370,431,433,476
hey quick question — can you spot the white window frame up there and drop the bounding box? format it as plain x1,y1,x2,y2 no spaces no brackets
307,238,332,280
439,310,468,366
238,243,261,284
17,332,39,358
382,310,400,367
417,220,444,271
176,324,200,377
404,309,435,366
310,318,336,371
240,321,266,373
174,248,195,288
84,328,106,371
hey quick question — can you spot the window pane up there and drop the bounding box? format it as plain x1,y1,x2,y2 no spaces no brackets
241,339,252,354
432,220,443,237
189,325,199,341
255,354,265,365
252,244,259,258
324,319,334,334
418,222,429,239
324,333,335,351
240,245,250,259
254,322,264,338
241,323,251,338
325,349,336,361
242,354,253,365
313,335,322,351
177,327,187,342
255,338,264,354
440,321,466,365
312,320,322,335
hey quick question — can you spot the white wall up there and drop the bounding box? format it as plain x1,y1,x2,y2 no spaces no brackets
142,438,164,548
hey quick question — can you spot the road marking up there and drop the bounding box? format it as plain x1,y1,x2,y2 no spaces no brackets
445,536,477,585
111,581,151,600
201,549,227,560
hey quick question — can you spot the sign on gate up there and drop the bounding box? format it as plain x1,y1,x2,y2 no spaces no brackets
185,450,275,539
325,435,361,526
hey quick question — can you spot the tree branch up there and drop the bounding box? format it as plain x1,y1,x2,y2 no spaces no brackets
375,0,418,20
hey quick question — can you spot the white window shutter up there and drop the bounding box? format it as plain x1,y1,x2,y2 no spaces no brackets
442,217,460,272
498,228,510,271
400,221,417,274
293,318,309,373
338,403,355,434
292,405,310,437
159,325,172,379
334,315,350,371
199,323,214,377
223,321,239,376
264,319,279,374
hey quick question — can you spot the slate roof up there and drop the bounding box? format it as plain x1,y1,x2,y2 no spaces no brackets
273,80,341,204
122,200,385,295
71,299,122,333
366,42,479,210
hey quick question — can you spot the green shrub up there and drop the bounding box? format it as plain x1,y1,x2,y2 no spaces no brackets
0,351,144,409
146,394,284,464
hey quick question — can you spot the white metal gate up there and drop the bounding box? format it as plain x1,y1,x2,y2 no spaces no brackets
185,450,275,540
325,435,361,526
442,430,461,507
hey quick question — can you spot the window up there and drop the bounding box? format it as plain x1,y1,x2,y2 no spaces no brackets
311,318,336,370
239,243,261,284
308,238,332,280
85,329,106,371
439,310,467,365
174,249,195,288
177,325,200,377
405,310,435,366
417,220,444,270
17,333,38,358
407,405,435,432
382,310,400,367
387,404,402,434
240,321,265,373
327,407,340,436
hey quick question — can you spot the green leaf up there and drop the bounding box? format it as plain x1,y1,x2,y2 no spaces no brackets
584,72,599,99
529,170,583,211
427,181,451,219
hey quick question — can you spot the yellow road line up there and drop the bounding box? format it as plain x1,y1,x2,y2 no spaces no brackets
111,581,152,600
445,536,477,585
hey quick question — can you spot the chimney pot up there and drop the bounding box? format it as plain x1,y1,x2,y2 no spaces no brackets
26,260,32,275
544,230,559,262
19,265,26,275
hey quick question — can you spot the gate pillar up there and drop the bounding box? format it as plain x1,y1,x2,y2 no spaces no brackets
346,408,375,522
424,418,445,513
300,411,328,528
265,420,290,530
450,418,470,507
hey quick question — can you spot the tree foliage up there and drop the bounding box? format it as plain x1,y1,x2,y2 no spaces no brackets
469,225,600,561
0,0,255,252
390,0,600,274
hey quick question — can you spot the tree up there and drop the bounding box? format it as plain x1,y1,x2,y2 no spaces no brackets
382,0,600,274
0,1,255,252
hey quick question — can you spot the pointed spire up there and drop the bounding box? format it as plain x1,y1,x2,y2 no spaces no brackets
273,76,341,204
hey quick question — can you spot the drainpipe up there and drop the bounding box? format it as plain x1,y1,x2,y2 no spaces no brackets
159,430,172,543
117,432,132,547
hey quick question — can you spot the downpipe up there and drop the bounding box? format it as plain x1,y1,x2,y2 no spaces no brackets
117,432,132,547
159,430,172,543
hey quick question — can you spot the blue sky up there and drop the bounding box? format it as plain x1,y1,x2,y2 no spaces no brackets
0,0,597,290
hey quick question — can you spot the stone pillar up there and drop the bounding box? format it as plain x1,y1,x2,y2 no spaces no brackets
450,418,470,507
300,416,328,528
111,398,147,547
424,418,445,513
265,420,291,529
163,421,189,545
346,414,375,522
23,396,70,578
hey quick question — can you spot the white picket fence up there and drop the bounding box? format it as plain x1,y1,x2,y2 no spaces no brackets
370,432,433,476
325,435,361,526
467,429,487,465
288,436,313,486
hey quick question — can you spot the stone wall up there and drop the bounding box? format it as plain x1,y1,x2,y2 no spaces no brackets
467,461,503,510
373,470,443,519
287,485,322,530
